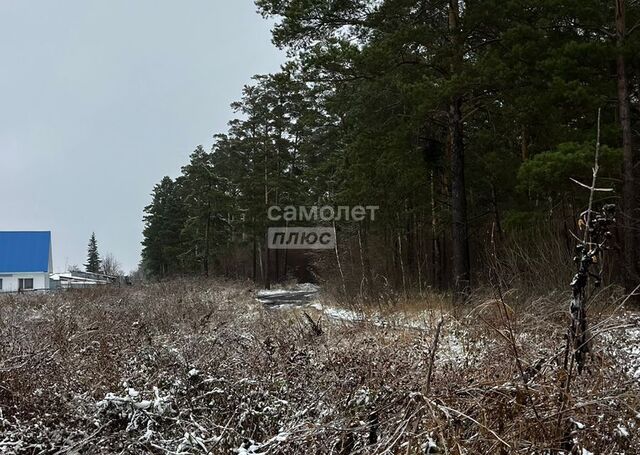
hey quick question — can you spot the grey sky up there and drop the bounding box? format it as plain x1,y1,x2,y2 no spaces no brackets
0,1,284,273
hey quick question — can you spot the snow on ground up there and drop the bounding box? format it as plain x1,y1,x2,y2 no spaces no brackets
256,286,480,367
258,286,640,384
255,283,320,306
257,284,432,325
321,306,362,322
4,282,640,453
255,283,320,298
600,312,640,380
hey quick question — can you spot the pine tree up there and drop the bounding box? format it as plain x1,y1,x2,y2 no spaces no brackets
142,177,186,278
85,232,101,273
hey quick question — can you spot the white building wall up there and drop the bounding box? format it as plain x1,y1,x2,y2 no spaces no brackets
0,273,49,292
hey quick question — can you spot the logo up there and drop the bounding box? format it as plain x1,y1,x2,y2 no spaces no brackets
267,227,336,250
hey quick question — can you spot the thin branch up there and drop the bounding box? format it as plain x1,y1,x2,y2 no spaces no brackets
437,404,512,449
583,108,602,243
569,178,613,192
425,317,445,395
628,20,640,36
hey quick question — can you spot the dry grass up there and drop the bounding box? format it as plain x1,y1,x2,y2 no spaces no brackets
0,280,639,454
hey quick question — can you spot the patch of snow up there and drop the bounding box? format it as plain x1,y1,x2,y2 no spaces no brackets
134,400,153,410
139,425,154,442
256,283,321,308
615,424,630,438
422,435,439,453
570,418,585,430
602,315,640,381
177,432,209,452
323,307,361,322
256,289,288,297
256,283,319,297
296,283,320,292
235,442,266,455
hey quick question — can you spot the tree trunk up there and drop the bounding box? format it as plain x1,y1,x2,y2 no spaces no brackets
264,124,271,290
449,0,471,300
615,0,639,297
431,170,441,289
252,228,257,282
357,226,367,299
357,225,374,299
283,248,289,281
491,183,503,240
333,221,348,298
258,239,264,285
449,96,471,298
204,211,211,277
397,213,407,298
521,125,529,161
264,233,271,290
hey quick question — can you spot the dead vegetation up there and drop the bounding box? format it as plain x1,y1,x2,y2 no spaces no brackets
1,280,639,454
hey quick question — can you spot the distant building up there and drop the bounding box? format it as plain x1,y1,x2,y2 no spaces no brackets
0,231,53,292
50,270,117,289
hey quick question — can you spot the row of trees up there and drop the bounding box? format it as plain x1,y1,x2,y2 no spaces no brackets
142,0,639,299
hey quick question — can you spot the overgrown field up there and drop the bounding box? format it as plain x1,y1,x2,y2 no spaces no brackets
1,281,639,454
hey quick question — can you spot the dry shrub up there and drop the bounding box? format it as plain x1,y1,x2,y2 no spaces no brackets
0,279,638,454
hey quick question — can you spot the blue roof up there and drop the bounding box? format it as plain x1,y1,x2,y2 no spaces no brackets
0,231,51,273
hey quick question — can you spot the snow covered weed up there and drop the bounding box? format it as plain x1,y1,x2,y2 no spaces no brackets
0,280,639,454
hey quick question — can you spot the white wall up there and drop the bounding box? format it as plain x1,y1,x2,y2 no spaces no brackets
0,273,49,292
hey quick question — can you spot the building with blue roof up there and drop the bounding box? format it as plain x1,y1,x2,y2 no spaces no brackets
0,231,53,292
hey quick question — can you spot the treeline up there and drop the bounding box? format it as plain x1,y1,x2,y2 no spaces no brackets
142,0,639,299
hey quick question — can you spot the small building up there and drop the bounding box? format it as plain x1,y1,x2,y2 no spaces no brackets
50,270,117,289
0,231,53,292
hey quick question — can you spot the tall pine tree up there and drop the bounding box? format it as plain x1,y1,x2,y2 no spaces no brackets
85,232,101,273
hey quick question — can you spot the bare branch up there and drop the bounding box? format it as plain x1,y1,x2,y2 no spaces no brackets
569,178,613,192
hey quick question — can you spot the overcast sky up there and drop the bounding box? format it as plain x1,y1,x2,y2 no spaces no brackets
0,1,284,273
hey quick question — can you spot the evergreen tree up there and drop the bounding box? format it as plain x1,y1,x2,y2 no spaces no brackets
142,177,187,278
85,232,101,273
